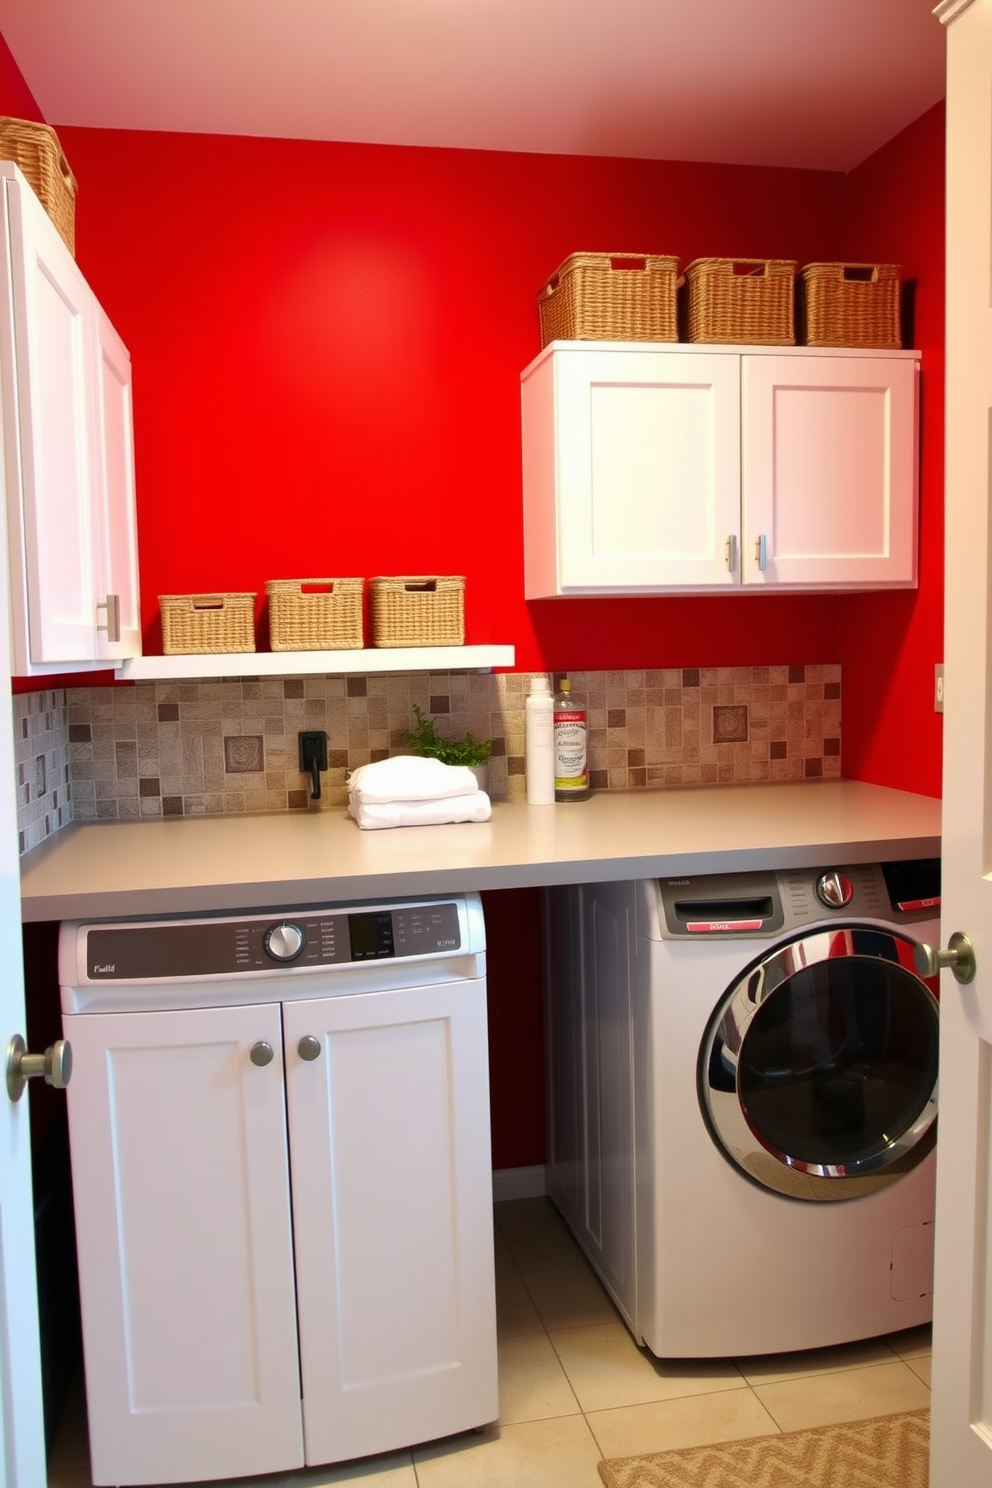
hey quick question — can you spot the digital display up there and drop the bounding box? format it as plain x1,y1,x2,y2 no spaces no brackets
347,912,394,960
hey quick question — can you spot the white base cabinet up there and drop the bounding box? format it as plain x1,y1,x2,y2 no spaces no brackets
64,979,497,1486
522,341,920,596
0,161,141,672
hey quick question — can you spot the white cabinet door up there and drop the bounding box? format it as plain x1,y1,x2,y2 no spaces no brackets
742,354,918,589
92,307,141,659
0,164,141,671
63,1002,303,1488
284,981,498,1466
522,346,741,595
1,171,97,665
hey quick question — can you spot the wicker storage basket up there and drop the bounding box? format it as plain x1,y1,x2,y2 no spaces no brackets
798,262,902,348
159,593,256,655
266,578,364,651
538,252,679,347
679,258,797,345
369,576,465,648
0,118,77,254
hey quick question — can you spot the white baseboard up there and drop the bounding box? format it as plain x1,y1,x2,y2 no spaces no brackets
492,1165,547,1202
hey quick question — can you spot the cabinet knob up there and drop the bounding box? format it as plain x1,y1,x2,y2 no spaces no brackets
249,1041,275,1067
298,1036,322,1062
6,1034,72,1103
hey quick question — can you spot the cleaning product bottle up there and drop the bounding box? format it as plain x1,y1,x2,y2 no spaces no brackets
553,676,590,801
525,674,555,804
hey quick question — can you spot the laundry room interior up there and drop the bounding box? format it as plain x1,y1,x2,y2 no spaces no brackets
0,4,960,1487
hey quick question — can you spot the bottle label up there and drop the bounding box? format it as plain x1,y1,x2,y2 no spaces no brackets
554,709,588,787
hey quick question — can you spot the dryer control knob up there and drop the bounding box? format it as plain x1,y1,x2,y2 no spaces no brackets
816,871,854,909
265,922,305,961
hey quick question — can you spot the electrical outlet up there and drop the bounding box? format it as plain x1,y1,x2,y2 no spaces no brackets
935,664,944,713
298,730,328,771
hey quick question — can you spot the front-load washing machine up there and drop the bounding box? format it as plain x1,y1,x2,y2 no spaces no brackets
544,858,940,1358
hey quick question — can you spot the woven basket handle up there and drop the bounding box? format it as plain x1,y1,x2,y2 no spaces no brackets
841,265,881,282
403,580,437,593
299,581,333,594
190,597,225,611
540,252,651,299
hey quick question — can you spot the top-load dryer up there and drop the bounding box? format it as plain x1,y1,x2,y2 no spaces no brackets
544,858,940,1358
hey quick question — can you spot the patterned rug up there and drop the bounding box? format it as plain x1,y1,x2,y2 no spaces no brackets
597,1409,930,1488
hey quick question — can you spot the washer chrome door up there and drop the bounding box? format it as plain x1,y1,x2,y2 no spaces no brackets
699,926,939,1201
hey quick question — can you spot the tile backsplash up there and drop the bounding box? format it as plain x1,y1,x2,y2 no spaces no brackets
14,664,841,852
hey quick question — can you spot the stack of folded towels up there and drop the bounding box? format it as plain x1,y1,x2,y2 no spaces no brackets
347,755,491,831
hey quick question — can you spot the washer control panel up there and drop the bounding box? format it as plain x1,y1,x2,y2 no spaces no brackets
657,859,940,939
82,901,462,981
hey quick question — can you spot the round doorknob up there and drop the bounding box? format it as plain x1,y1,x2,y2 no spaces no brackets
298,1036,321,1061
914,931,976,985
6,1035,72,1103
249,1041,275,1067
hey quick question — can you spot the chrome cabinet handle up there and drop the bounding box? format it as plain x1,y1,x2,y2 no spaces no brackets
249,1041,275,1067
914,932,976,985
298,1036,322,1062
97,593,121,643
755,534,768,571
726,535,738,572
6,1035,72,1103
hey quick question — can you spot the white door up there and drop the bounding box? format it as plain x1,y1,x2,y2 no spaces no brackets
62,1001,303,1486
741,353,919,589
930,0,992,1482
0,432,47,1477
284,980,498,1467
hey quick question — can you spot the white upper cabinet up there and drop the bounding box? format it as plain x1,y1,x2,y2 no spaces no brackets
521,341,920,596
741,354,918,589
0,162,141,672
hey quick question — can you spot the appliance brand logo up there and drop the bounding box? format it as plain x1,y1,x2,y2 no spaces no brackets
93,963,115,975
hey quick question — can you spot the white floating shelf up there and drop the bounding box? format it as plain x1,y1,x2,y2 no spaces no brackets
115,644,516,681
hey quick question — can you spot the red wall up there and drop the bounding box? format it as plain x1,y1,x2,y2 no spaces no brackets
838,103,945,798
52,126,850,670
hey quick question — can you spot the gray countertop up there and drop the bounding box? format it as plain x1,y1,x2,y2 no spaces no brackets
19,780,941,922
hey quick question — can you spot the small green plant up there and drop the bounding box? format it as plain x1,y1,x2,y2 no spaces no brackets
404,703,493,767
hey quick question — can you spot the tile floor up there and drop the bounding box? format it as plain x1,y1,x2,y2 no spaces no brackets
47,1196,932,1488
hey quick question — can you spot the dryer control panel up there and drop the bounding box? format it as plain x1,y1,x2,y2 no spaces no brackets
656,859,940,939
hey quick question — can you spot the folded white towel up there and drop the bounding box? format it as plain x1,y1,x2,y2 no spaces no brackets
348,790,492,831
347,754,480,804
